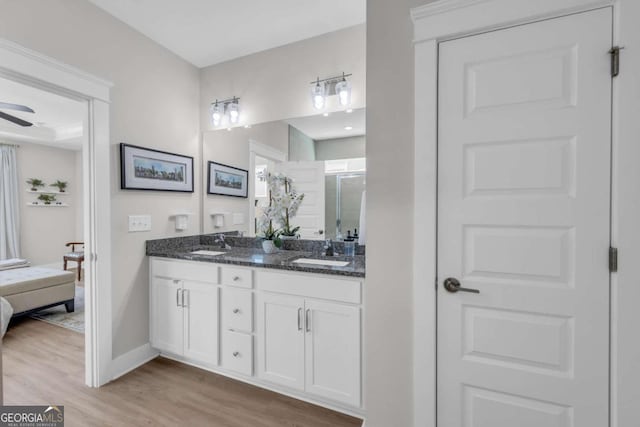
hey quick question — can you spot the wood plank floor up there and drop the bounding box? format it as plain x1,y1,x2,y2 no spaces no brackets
2,318,363,427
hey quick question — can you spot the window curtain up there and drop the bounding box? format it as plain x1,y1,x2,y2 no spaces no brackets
0,144,20,259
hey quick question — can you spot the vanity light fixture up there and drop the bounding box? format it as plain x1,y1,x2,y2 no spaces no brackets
210,96,241,127
211,100,224,127
311,77,326,110
228,97,240,124
310,72,353,111
335,73,352,107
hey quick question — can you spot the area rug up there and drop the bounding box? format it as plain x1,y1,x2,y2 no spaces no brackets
29,285,84,333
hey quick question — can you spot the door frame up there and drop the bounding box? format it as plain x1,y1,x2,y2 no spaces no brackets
411,0,639,426
248,140,287,236
0,38,114,387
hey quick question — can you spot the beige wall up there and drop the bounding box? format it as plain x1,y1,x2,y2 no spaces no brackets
202,121,289,234
315,135,366,160
15,142,80,266
365,0,427,425
0,0,201,358
200,24,366,131
288,125,316,161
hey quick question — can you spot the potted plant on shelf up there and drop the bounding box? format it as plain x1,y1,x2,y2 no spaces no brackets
51,180,68,193
26,178,45,192
37,194,56,205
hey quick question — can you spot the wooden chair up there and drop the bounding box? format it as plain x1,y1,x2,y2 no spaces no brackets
63,242,84,281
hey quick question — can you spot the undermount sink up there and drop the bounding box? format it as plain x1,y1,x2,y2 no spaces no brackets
190,250,226,256
291,258,350,267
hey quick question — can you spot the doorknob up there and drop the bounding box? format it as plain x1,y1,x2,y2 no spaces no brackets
443,277,479,294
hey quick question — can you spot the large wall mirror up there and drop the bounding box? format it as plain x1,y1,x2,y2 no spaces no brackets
202,108,365,243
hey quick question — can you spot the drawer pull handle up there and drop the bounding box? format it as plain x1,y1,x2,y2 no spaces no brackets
233,276,241,281
233,308,240,314
233,351,240,357
297,308,303,331
305,309,311,332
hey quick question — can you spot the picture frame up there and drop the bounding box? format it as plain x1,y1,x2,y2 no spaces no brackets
207,161,249,198
120,143,194,192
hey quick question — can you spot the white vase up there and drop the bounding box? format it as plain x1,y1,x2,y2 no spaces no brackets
262,240,278,254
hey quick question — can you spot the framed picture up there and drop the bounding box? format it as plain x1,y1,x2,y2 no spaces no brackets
207,161,248,198
120,143,194,192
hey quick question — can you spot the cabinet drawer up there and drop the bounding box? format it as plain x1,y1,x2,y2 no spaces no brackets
151,258,219,284
256,270,361,304
221,330,253,376
220,266,253,288
221,287,253,333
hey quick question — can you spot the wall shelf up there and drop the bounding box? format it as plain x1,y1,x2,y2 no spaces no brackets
26,189,70,195
26,202,69,207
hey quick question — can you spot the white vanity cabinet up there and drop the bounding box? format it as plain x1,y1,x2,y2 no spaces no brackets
150,259,219,366
256,270,362,407
149,256,363,412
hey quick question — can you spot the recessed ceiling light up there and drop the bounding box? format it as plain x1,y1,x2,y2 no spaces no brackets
344,126,353,130
346,109,353,113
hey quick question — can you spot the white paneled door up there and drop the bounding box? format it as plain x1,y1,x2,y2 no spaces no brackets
437,9,612,427
278,161,326,239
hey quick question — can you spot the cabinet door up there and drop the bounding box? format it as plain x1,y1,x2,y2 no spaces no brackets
150,277,184,356
183,280,219,366
304,300,361,406
257,292,305,390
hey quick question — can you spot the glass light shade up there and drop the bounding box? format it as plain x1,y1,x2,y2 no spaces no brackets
211,102,223,127
227,99,240,124
335,79,352,107
311,80,326,110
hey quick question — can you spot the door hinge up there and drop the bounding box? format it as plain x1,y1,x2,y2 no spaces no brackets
609,46,624,77
609,247,618,273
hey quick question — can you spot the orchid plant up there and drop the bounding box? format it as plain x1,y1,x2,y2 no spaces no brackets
257,172,305,242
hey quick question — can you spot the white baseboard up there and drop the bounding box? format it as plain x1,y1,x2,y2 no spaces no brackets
110,343,159,381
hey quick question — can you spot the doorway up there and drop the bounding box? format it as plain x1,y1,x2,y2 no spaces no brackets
0,38,113,387
436,8,612,427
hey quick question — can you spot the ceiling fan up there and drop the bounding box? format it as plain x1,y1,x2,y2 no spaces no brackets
0,102,34,127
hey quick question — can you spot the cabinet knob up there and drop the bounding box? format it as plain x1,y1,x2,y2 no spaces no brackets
233,308,240,314
233,351,240,357
233,276,241,281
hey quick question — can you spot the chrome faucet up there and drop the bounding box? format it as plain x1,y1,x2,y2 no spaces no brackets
214,233,231,250
323,239,334,257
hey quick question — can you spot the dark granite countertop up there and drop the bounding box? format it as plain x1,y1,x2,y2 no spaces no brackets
147,244,365,278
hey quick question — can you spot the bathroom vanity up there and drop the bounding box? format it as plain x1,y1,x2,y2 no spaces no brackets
146,236,365,415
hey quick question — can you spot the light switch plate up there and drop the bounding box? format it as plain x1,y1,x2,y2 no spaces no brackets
128,215,151,232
